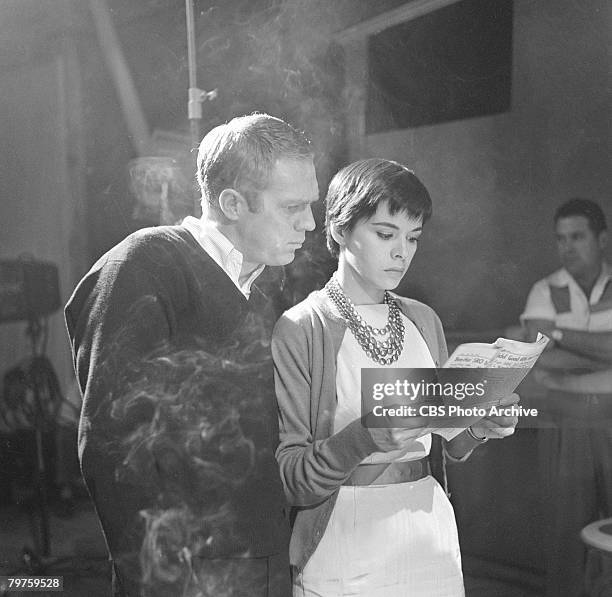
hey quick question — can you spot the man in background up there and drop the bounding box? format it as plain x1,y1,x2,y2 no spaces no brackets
521,198,612,596
65,114,318,596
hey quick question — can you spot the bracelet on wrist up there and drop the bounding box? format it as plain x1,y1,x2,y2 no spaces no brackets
466,426,489,444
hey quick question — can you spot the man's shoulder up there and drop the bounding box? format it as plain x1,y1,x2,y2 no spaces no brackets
68,226,201,305
531,267,570,289
92,225,202,271
70,225,212,308
521,268,572,321
112,224,195,256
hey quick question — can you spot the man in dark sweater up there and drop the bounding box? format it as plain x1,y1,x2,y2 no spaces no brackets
65,114,319,597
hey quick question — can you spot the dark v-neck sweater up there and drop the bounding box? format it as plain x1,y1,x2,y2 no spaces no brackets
65,226,289,592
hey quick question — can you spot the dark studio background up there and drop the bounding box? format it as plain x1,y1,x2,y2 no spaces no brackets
0,0,610,595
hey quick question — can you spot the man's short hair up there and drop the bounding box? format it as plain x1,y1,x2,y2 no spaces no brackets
325,158,432,257
554,198,607,234
196,113,313,212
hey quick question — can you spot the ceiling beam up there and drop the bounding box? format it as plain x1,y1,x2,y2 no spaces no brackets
334,0,462,44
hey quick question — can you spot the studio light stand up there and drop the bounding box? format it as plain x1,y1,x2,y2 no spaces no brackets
185,0,217,215
2,316,103,590
23,317,52,563
0,258,71,578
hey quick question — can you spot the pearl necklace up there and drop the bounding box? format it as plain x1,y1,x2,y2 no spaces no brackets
325,276,405,365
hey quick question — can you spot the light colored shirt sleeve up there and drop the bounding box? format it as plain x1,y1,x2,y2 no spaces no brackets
520,279,556,322
537,368,612,394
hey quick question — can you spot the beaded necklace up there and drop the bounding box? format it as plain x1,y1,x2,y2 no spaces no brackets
325,276,405,365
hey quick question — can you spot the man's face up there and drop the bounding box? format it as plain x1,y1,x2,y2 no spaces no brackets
237,158,319,268
555,215,605,278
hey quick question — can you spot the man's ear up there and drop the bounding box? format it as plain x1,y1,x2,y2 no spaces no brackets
218,189,248,221
598,230,608,251
330,223,346,248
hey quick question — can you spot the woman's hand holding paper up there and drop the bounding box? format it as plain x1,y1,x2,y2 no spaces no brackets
471,392,520,439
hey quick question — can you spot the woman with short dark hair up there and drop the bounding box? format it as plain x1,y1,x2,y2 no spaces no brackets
272,158,518,596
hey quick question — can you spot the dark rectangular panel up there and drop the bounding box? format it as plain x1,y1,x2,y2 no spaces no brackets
366,0,513,132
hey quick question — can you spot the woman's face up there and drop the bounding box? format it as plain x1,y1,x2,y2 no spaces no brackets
334,200,423,297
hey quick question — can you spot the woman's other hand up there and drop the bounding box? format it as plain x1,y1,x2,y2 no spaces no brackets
471,392,520,439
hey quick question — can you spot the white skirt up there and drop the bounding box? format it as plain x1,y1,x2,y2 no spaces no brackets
294,476,465,597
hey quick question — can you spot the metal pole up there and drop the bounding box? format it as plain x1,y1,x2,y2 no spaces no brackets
186,0,201,215
28,320,51,557
186,0,200,145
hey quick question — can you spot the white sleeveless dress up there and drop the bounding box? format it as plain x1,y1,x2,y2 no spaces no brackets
294,304,465,597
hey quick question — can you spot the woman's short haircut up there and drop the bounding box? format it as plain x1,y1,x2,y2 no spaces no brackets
554,198,607,235
325,158,432,257
197,113,313,212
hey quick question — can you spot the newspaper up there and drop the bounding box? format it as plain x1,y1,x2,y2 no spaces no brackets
426,333,550,438
444,334,550,369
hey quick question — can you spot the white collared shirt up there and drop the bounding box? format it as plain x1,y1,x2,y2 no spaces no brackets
521,262,612,331
182,216,265,299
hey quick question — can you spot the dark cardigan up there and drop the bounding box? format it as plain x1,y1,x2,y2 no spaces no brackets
65,226,289,595
272,288,449,572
